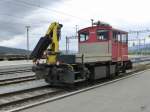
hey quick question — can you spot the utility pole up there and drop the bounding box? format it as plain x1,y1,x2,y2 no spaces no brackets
66,36,68,54
137,32,140,55
75,25,78,37
91,19,94,26
144,38,145,55
65,36,78,53
26,26,30,61
129,29,150,55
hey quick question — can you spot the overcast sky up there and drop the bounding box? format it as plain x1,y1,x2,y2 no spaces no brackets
0,0,150,50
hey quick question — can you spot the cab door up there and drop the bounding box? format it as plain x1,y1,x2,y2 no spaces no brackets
121,34,128,61
112,31,122,61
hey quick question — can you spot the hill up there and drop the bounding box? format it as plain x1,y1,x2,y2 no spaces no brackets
0,46,30,55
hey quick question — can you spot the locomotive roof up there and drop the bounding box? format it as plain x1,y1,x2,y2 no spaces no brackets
78,25,128,34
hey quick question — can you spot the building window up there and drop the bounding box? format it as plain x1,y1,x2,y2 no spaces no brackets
97,30,109,40
79,32,89,42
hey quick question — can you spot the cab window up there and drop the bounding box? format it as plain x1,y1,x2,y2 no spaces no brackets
113,31,121,42
122,34,128,44
79,32,89,42
113,31,128,44
97,30,109,40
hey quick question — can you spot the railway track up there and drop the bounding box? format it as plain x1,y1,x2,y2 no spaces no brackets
0,79,66,111
0,62,149,112
0,67,32,75
0,86,64,111
0,74,36,86
0,65,34,85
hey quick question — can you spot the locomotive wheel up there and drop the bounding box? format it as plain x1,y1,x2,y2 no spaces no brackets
115,64,119,76
122,68,126,73
122,64,126,73
107,64,112,79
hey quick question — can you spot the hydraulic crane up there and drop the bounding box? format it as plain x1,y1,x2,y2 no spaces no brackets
30,22,62,64
30,22,66,82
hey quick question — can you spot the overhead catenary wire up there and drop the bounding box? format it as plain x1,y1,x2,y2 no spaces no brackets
128,29,150,34
0,0,90,28
128,29,150,54
0,0,11,3
0,13,25,20
0,19,43,27
14,0,89,22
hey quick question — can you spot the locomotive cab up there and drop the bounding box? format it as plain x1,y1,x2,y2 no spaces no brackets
78,21,130,63
78,22,112,62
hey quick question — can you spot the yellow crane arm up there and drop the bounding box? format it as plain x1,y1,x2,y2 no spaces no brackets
46,22,62,64
30,22,62,64
46,22,60,53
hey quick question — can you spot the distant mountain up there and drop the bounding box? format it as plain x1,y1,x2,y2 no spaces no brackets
0,46,30,55
129,43,150,50
129,43,150,54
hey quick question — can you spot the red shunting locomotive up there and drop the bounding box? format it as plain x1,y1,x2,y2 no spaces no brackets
32,21,132,86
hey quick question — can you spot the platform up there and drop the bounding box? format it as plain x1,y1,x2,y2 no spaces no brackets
19,69,150,112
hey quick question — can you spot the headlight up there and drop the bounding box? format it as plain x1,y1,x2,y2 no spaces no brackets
56,61,60,66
